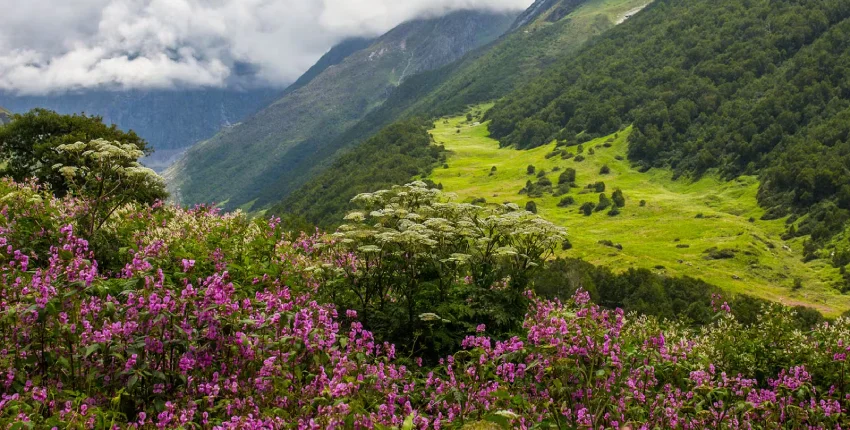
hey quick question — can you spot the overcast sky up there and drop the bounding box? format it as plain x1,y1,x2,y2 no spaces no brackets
0,0,532,95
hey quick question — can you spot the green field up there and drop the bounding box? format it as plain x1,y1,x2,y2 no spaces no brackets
429,107,849,316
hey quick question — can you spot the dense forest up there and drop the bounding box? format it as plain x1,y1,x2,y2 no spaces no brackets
486,0,850,259
271,119,443,227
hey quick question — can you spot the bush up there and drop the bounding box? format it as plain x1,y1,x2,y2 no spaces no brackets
525,200,538,213
600,165,611,174
574,155,586,162
558,168,577,185
608,206,621,216
612,189,626,207
553,183,571,196
527,165,536,175
558,196,576,207
704,247,736,260
640,200,647,207
595,193,612,212
588,181,606,192
580,202,595,216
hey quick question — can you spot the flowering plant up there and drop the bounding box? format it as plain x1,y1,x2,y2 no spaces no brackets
0,180,848,429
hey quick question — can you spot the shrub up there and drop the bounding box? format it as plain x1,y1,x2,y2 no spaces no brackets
561,239,573,250
527,165,536,175
525,200,538,213
704,247,736,260
580,202,595,216
588,181,606,192
608,206,621,216
558,168,577,185
640,199,647,207
554,183,571,196
558,196,576,207
595,193,612,212
600,165,611,174
612,189,626,207
574,155,586,162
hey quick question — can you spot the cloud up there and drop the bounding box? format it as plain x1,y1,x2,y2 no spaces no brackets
0,0,531,95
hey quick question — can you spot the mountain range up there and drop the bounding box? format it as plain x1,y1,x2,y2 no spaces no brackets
164,9,519,209
0,89,281,171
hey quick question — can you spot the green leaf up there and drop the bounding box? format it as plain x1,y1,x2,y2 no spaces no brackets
85,344,100,358
401,413,415,430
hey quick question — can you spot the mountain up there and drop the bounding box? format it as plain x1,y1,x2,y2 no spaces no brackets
0,107,10,125
165,10,519,209
483,0,850,261
275,0,651,224
0,89,281,171
273,0,850,310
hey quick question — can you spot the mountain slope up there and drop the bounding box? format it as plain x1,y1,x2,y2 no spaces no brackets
428,107,850,316
0,89,280,170
0,107,10,125
274,0,651,223
166,10,518,209
484,0,850,263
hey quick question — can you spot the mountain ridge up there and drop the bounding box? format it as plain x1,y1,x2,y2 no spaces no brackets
166,9,519,209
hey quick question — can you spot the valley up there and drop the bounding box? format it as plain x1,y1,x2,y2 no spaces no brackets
429,106,850,316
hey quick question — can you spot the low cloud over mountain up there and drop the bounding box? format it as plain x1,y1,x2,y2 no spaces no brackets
0,0,531,94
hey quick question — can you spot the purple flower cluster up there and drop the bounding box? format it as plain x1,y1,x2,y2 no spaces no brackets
0,179,849,429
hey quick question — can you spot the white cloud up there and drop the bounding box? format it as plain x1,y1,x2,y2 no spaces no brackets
0,0,531,95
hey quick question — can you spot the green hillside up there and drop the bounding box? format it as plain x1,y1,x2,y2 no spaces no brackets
166,10,517,210
486,0,850,263
275,0,652,221
429,107,850,316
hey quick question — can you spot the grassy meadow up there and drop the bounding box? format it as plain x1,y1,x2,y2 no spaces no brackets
428,107,849,316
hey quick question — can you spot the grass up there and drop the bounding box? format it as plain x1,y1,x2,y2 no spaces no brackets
428,106,850,316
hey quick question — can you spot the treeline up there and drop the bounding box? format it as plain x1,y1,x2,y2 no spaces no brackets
270,119,444,227
486,0,850,260
533,258,825,329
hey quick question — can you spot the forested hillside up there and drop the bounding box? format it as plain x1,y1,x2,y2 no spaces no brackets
166,10,517,210
0,107,9,125
275,0,651,224
485,0,850,260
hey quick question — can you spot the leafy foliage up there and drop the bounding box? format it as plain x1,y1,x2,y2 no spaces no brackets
0,109,150,196
1,179,849,428
317,182,566,359
54,139,166,238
